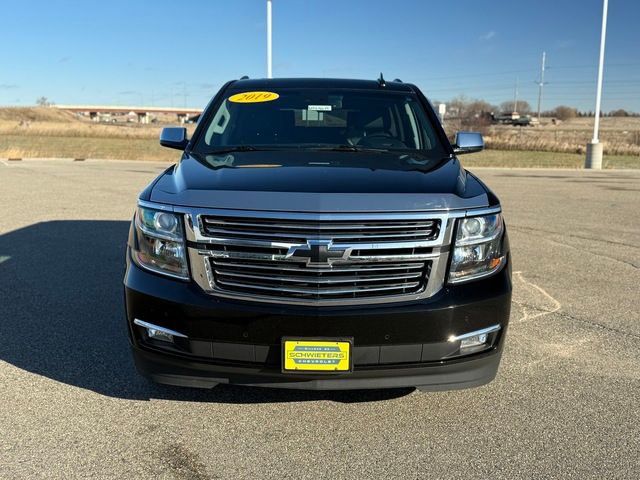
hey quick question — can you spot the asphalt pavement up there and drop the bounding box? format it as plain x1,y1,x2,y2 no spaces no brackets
0,159,638,479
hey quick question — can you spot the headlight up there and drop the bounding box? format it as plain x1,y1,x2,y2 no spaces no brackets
131,206,189,280
448,213,505,283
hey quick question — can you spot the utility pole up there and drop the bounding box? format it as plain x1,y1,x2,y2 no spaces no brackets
267,0,273,78
513,76,519,114
586,0,609,169
536,51,546,120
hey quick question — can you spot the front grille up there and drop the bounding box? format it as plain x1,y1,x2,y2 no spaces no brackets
200,216,440,243
191,213,446,305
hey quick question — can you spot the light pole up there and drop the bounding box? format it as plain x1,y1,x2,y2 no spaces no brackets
536,51,546,121
267,0,273,78
585,0,609,169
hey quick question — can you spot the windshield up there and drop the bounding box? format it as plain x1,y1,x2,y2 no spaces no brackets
195,88,446,158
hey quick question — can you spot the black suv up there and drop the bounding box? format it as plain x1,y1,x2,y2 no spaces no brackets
124,78,511,391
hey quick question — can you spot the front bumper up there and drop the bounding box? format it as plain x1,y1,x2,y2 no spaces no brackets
124,253,512,390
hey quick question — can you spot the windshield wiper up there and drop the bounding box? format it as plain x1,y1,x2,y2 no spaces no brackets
203,146,269,155
308,145,390,153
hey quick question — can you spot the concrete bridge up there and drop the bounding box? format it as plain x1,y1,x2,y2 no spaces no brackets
53,104,202,123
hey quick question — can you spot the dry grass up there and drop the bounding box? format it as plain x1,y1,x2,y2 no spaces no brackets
0,107,194,160
0,134,180,161
1,108,639,167
461,149,639,169
485,117,640,156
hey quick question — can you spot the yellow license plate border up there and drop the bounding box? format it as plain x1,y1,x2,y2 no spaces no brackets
281,337,353,374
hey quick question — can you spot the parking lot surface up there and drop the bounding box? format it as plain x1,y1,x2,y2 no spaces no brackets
1,159,639,479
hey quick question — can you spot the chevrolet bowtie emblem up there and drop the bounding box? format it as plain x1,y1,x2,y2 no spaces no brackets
286,240,351,265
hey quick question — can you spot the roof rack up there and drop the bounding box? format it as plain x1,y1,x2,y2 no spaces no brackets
377,72,386,87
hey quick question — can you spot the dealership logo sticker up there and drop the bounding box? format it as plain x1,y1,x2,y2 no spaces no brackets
283,340,351,371
288,345,346,366
228,91,279,103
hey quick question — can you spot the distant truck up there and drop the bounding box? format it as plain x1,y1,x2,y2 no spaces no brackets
492,112,538,127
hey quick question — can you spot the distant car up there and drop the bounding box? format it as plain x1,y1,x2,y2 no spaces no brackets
124,77,512,391
492,113,538,126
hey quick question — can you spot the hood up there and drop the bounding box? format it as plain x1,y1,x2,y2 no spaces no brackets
149,151,489,212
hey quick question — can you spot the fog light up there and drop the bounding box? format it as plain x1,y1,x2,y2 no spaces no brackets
147,327,175,343
460,333,488,349
449,324,501,354
133,318,187,343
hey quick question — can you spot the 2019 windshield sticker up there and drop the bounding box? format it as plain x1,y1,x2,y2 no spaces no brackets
228,91,279,103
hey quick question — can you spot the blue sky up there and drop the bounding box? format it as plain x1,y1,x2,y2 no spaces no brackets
1,0,638,112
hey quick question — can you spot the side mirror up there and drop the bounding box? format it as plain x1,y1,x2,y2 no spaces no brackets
453,131,484,155
160,127,188,150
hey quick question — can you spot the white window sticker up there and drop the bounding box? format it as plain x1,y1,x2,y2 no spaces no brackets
307,105,332,111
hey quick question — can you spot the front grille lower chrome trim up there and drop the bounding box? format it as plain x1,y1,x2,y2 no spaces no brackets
158,205,501,306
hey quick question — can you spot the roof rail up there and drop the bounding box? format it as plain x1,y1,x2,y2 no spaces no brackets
377,72,386,87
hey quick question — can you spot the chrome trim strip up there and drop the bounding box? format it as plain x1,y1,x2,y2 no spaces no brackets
214,270,423,284
448,324,502,342
138,200,500,219
464,206,501,217
138,199,175,212
215,279,422,295
210,261,425,273
202,249,440,263
133,318,188,338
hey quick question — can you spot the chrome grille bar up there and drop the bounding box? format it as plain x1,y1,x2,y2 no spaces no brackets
200,216,440,244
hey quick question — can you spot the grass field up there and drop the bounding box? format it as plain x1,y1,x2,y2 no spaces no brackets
1,107,638,167
484,117,640,156
0,134,179,161
462,149,639,169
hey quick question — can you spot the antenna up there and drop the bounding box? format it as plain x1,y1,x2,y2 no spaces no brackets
377,72,386,87
267,0,273,78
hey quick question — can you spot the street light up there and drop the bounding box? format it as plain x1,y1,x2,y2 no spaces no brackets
585,0,609,169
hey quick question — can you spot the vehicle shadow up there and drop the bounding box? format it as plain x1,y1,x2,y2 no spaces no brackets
0,221,412,404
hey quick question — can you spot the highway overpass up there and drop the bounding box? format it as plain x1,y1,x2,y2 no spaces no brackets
53,104,202,123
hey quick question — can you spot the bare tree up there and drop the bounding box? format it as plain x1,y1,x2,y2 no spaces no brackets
609,109,630,117
36,96,51,107
553,106,578,120
500,100,531,114
447,95,495,119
